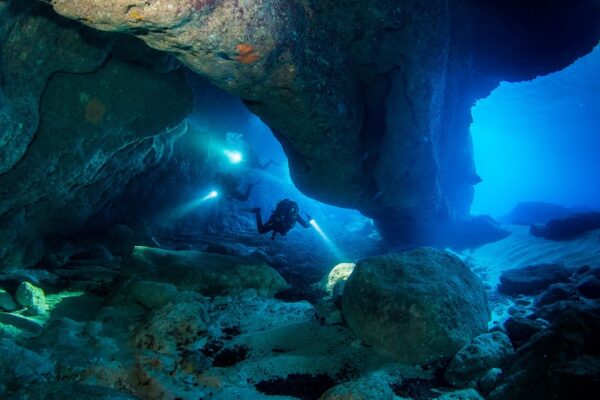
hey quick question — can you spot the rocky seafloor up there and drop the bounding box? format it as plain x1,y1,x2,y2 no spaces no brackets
1,224,599,400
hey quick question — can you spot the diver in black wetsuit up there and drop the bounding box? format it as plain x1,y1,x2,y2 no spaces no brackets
215,172,257,201
247,199,311,239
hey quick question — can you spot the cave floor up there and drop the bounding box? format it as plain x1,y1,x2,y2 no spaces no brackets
1,226,599,399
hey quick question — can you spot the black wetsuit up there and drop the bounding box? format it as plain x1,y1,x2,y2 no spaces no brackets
255,209,311,239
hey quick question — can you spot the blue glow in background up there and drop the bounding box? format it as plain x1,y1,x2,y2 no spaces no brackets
471,45,600,217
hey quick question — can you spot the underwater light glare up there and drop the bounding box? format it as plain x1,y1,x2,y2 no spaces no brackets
309,219,345,261
223,149,243,164
202,190,219,201
168,190,219,220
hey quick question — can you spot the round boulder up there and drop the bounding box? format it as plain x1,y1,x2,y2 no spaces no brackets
342,248,489,364
15,282,47,315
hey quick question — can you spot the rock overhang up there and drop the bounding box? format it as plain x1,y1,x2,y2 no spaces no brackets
13,0,600,247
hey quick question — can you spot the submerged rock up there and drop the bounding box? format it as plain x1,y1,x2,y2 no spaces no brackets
135,292,209,355
0,312,44,333
536,283,577,307
0,288,17,311
107,224,135,257
478,368,503,394
503,316,546,348
319,263,356,295
320,373,398,400
576,274,600,299
342,248,489,364
444,332,513,388
530,212,600,241
435,389,484,400
131,280,179,309
502,202,571,225
11,383,138,400
489,301,600,400
15,282,47,315
498,263,572,295
124,247,288,297
0,338,55,391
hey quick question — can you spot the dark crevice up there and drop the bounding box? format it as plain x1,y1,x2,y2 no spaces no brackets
255,374,336,400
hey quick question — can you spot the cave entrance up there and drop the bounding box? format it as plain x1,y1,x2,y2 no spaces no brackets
155,74,383,283
470,45,600,219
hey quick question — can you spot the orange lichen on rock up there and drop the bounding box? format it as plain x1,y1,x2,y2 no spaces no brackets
85,97,107,124
128,9,144,21
236,43,260,64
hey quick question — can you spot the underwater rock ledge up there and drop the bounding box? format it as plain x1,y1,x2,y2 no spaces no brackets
0,1,194,267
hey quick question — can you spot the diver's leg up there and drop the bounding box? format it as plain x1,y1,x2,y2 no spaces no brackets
255,210,271,234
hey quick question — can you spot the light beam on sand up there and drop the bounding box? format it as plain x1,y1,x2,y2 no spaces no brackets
310,219,345,261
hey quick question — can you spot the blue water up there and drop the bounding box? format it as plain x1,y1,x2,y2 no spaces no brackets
471,45,600,217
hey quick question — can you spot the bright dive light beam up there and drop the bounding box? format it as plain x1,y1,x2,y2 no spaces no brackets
224,149,243,164
201,190,219,201
168,190,219,220
309,219,345,260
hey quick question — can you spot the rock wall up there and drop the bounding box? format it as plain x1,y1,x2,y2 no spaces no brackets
0,1,193,268
44,0,600,245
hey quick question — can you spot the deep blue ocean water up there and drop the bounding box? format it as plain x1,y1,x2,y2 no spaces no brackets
471,45,600,217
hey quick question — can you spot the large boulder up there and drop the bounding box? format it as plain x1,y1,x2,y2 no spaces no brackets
498,263,573,295
342,248,489,364
124,247,288,297
15,282,47,315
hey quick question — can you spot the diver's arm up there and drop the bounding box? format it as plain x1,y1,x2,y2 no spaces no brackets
297,215,311,228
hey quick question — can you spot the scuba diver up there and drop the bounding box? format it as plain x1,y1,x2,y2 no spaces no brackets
246,199,312,239
214,172,257,201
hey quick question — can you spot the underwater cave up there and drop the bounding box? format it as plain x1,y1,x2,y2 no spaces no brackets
0,0,599,399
